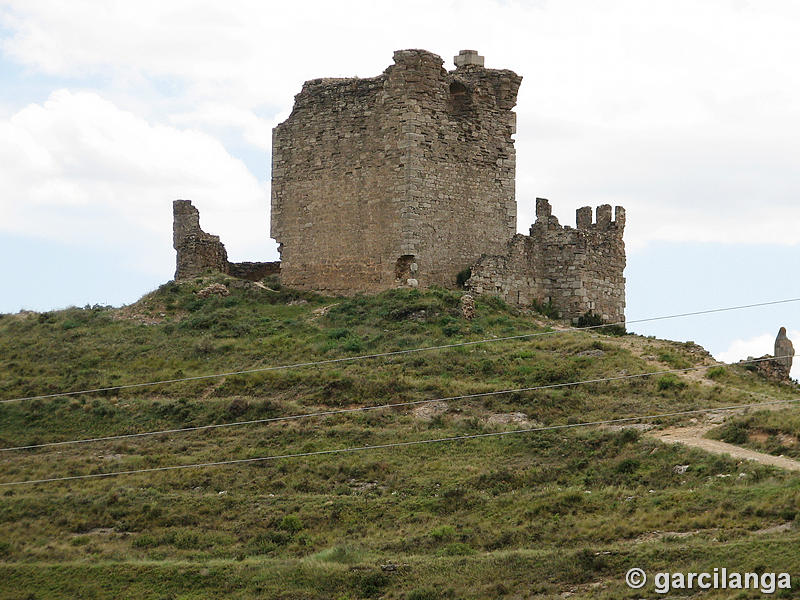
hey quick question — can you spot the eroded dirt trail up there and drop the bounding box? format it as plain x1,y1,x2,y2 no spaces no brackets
650,424,800,471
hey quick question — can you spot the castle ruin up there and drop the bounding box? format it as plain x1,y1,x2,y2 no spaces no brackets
174,49,627,323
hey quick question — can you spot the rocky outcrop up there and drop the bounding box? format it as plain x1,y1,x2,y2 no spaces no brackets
743,329,794,382
746,355,792,382
774,327,794,371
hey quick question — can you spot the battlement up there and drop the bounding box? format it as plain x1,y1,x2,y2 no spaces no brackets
532,198,625,234
469,198,626,323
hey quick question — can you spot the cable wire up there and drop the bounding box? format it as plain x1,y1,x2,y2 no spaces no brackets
3,297,799,404
1,354,794,453
3,392,799,487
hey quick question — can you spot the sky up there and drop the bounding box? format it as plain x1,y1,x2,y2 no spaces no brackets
0,0,797,377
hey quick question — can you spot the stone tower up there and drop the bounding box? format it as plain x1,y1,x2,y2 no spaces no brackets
271,49,522,294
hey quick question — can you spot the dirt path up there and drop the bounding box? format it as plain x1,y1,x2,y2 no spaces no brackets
651,424,800,471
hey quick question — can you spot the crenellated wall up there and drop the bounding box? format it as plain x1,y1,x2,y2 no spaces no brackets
468,198,626,323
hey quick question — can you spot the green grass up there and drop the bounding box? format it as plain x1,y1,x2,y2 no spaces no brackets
1,277,799,598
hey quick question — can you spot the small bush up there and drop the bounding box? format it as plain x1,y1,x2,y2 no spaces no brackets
615,458,640,474
354,571,389,598
716,422,750,445
436,542,475,556
279,514,303,533
226,398,250,417
657,374,687,391
658,350,692,369
455,268,472,288
576,312,626,335
131,534,158,549
430,525,456,542
532,299,560,319
408,589,441,600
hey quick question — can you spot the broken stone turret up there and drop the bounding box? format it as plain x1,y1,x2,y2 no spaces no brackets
172,200,279,282
173,199,229,280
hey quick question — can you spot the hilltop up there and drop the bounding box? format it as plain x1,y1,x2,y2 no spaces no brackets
1,276,799,599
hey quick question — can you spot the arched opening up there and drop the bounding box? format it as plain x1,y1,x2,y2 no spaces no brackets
448,81,470,114
395,255,415,282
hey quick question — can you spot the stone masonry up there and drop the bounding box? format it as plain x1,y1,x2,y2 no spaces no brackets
271,49,522,294
467,198,626,323
173,200,279,281
171,49,628,323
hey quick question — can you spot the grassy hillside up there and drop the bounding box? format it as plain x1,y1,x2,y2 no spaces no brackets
1,275,799,599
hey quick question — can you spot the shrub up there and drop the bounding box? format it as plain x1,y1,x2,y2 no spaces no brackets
354,571,389,598
657,375,687,391
430,525,456,541
226,398,250,417
717,422,749,445
658,350,692,369
279,514,303,533
408,589,441,600
615,458,640,474
532,299,560,320
455,268,472,288
436,542,474,556
576,312,626,336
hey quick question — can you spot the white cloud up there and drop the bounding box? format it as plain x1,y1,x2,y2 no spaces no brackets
169,103,274,151
717,330,800,380
0,90,275,275
3,1,800,251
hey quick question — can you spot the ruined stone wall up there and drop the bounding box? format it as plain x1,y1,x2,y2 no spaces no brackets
271,73,403,293
271,49,521,294
173,199,229,280
228,261,280,282
468,199,626,323
173,200,279,282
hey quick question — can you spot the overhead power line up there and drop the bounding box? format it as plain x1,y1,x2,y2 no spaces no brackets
3,297,799,404
3,391,799,487
1,353,794,453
